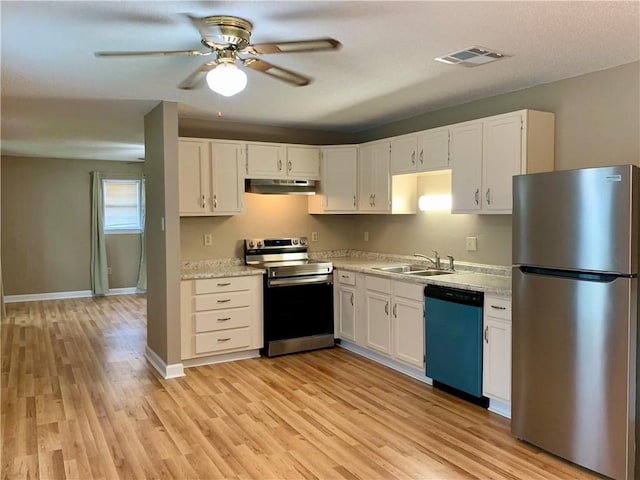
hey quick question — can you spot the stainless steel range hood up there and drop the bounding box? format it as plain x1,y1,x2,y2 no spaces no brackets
245,179,316,195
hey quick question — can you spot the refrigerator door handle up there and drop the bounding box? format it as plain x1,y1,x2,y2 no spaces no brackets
518,265,630,283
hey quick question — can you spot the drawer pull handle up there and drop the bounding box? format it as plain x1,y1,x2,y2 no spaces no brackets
217,282,231,287
341,275,349,279
217,317,231,321
217,337,231,342
217,299,231,303
490,305,507,310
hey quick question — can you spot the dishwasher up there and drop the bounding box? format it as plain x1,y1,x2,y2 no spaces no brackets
424,284,488,407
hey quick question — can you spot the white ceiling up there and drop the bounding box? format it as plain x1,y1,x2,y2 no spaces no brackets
2,1,639,162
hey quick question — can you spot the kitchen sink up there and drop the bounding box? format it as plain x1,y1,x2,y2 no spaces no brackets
406,270,453,276
374,264,426,273
373,264,454,276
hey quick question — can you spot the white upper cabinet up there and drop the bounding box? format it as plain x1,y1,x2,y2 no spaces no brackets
450,121,484,212
451,110,555,214
286,145,320,179
309,145,358,213
245,142,287,178
358,140,391,212
245,142,320,180
390,134,418,175
179,140,208,215
179,138,244,216
417,126,450,172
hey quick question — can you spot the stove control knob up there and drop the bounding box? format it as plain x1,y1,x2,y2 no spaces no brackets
292,238,299,245
248,240,255,249
257,241,263,248
300,237,307,246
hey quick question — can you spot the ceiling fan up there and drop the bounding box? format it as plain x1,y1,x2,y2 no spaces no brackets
95,15,341,96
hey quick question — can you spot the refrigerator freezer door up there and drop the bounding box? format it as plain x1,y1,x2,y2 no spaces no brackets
513,165,638,274
512,268,635,480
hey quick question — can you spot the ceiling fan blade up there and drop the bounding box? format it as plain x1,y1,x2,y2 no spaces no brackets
243,38,341,55
179,61,218,90
243,58,311,86
95,49,212,58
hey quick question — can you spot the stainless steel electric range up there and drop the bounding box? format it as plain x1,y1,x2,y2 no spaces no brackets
244,237,334,357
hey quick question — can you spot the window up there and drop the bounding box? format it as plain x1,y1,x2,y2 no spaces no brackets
103,179,142,233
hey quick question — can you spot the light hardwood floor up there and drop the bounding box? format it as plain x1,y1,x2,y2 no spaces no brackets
2,294,600,480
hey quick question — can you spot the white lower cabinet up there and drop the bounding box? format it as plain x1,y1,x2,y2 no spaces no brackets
391,281,424,369
181,275,263,361
358,274,425,369
482,295,512,415
334,270,357,341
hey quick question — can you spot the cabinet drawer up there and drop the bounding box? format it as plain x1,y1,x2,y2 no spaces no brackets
195,307,252,333
336,270,356,285
194,276,254,294
366,275,391,293
194,291,252,312
484,296,511,320
392,281,424,302
195,328,251,354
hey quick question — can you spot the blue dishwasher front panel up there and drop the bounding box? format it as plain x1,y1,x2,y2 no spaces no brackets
425,295,483,397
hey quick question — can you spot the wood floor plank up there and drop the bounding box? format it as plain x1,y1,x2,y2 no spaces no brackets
2,295,602,479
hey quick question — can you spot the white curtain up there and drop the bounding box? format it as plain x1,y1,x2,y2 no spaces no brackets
136,176,146,292
90,171,109,295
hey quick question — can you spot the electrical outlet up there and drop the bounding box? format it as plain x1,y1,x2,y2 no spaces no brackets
466,236,477,251
204,234,213,246
311,232,318,242
364,231,369,242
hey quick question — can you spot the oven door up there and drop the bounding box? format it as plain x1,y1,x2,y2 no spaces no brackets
263,274,334,356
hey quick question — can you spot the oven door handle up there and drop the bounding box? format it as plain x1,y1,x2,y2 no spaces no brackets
267,274,333,288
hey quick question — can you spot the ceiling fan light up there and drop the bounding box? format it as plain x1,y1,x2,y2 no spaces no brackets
206,63,247,97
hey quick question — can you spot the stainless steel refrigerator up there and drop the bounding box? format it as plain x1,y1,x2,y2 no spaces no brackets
512,165,639,480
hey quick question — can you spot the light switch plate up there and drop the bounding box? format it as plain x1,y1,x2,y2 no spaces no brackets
311,232,318,242
364,231,369,242
466,236,477,251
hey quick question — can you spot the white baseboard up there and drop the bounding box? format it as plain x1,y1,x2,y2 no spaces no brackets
338,340,432,385
5,287,141,303
182,350,261,369
145,346,185,379
488,398,512,419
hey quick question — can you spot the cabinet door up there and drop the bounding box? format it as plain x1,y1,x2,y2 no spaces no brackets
358,143,375,211
482,316,512,402
451,121,483,213
321,146,358,212
210,141,244,215
179,140,208,215
246,143,286,178
390,135,417,174
392,297,424,368
483,113,523,212
417,127,450,172
338,285,356,341
370,141,391,212
365,291,391,354
286,145,320,179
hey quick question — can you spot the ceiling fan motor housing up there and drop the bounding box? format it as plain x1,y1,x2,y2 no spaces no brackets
201,15,253,50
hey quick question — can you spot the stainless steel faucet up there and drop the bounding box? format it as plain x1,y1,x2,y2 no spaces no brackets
447,255,455,271
414,250,441,269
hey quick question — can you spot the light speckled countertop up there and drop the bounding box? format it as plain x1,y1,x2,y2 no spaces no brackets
180,251,511,296
181,259,264,280
326,256,511,297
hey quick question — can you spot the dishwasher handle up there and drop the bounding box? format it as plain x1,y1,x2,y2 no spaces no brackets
424,284,483,307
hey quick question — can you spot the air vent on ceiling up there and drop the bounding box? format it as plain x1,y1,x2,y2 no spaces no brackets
434,46,508,67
